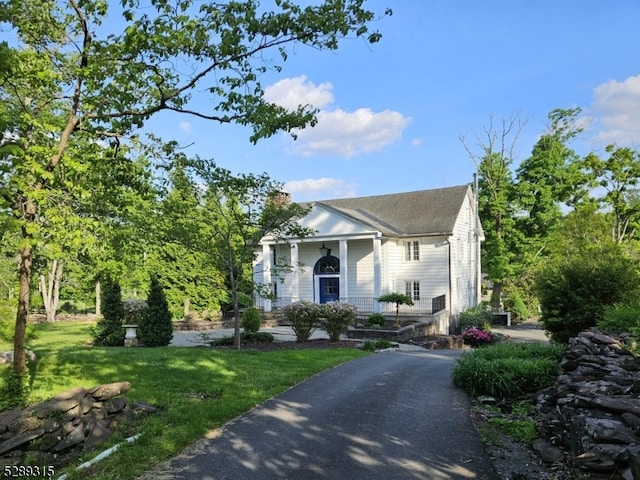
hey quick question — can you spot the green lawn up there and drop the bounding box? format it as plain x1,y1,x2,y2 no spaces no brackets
0,321,369,480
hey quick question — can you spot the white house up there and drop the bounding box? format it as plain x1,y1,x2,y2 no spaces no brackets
253,184,484,333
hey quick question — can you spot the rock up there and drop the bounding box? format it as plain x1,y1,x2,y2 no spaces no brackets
531,438,564,464
0,381,156,470
537,328,640,477
89,381,131,400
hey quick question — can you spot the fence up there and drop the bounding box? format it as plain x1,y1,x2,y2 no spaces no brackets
254,295,446,316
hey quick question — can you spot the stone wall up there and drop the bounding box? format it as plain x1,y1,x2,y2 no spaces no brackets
0,382,156,469
536,329,640,479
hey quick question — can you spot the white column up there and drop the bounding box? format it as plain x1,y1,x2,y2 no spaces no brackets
290,241,299,302
339,239,348,302
262,243,272,312
373,235,382,313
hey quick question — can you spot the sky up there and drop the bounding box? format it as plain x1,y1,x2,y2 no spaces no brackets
145,1,640,202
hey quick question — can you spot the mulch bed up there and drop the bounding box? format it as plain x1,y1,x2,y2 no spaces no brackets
212,339,363,352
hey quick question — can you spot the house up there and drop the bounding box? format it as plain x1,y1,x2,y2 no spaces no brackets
253,184,484,334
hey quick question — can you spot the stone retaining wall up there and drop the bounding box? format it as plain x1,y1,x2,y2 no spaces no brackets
0,382,156,469
536,329,640,479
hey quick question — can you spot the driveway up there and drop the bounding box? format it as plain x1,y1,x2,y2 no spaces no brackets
139,349,498,480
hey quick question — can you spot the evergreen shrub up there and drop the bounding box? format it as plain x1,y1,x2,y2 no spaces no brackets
138,275,173,347
92,277,126,346
241,306,261,333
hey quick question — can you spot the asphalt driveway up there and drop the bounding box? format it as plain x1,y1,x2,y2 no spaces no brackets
138,349,498,480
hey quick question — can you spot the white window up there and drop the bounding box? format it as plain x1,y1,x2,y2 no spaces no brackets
404,240,420,261
405,281,420,301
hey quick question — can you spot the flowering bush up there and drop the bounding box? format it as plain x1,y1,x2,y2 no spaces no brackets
320,302,357,341
462,326,495,347
281,301,321,342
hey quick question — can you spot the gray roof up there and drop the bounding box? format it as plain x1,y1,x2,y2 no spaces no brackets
314,184,472,237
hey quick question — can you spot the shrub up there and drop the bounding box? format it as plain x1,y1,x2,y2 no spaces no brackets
0,368,30,410
320,302,357,341
281,301,320,342
503,291,529,322
367,313,386,328
598,302,640,335
452,343,563,398
361,339,394,351
138,275,173,347
536,249,640,343
241,306,261,333
459,304,494,331
92,277,126,346
461,326,496,347
211,331,274,346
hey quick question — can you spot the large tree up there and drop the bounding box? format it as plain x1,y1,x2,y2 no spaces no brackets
181,158,312,348
461,114,526,309
0,0,389,373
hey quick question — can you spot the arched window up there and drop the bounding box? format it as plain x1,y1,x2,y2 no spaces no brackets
314,255,340,274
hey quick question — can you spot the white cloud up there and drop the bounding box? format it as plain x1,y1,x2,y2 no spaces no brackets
264,76,411,158
590,74,640,146
411,137,423,147
284,177,357,201
264,75,334,111
179,121,192,133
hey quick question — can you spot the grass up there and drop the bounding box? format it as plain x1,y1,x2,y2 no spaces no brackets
0,321,369,479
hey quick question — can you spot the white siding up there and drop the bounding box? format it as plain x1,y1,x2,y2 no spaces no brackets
386,237,449,302
450,191,481,315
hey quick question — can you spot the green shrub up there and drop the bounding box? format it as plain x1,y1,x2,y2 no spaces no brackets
92,277,126,346
536,249,640,343
367,313,386,327
503,291,529,322
0,367,31,410
459,304,494,330
320,302,357,341
452,343,562,398
598,302,640,334
138,274,173,347
281,301,320,342
241,306,261,333
211,331,274,346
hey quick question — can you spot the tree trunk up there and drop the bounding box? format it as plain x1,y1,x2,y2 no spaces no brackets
40,260,63,322
491,282,503,311
14,243,32,374
183,297,190,317
95,278,101,316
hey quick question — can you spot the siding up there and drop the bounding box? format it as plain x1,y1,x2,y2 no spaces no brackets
450,191,480,315
386,237,449,301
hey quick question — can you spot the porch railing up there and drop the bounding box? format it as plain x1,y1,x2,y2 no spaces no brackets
254,295,446,316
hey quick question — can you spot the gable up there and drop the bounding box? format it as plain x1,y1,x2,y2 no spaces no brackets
316,184,471,236
299,204,379,237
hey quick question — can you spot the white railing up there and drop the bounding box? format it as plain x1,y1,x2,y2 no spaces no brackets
254,295,445,316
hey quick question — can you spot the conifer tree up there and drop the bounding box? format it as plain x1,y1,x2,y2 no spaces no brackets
92,277,125,346
139,275,173,347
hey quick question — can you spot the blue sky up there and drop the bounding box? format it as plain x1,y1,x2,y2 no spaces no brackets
146,1,640,202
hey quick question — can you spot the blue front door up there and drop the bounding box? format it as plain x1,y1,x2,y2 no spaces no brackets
319,277,339,303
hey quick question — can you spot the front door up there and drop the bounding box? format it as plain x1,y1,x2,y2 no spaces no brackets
319,277,339,303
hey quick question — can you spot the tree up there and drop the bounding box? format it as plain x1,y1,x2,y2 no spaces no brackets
583,145,640,244
461,114,526,309
92,276,125,346
378,292,413,326
515,108,586,260
138,274,173,347
0,0,390,373
184,158,313,348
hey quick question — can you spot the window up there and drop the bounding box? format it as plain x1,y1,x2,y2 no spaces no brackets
405,281,420,301
404,241,420,261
